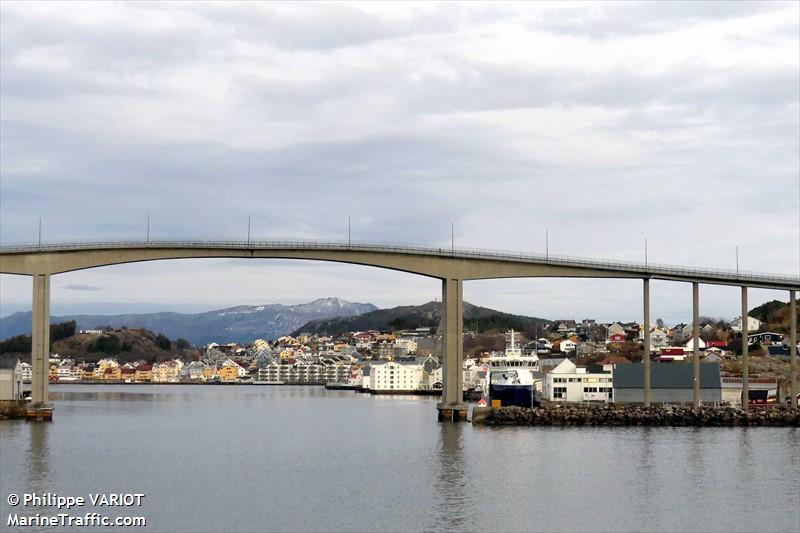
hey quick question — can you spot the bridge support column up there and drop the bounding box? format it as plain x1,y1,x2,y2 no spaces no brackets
741,286,749,411
693,282,700,406
790,290,797,410
30,273,53,421
643,279,651,407
437,278,466,422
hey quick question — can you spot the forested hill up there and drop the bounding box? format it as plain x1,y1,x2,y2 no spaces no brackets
292,301,550,336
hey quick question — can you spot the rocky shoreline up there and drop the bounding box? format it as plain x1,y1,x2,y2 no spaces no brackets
0,402,27,420
473,404,800,427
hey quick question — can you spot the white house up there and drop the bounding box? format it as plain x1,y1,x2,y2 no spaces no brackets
559,340,577,353
369,361,423,392
395,338,418,355
683,337,707,350
545,359,613,403
730,315,761,333
650,328,669,349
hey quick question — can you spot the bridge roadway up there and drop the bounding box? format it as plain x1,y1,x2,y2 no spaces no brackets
1,240,798,420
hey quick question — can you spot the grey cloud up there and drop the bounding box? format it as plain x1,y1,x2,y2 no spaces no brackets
0,2,796,320
532,1,786,40
63,284,104,292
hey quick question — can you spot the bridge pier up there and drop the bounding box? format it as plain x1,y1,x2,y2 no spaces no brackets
791,290,797,410
30,273,53,421
693,282,700,406
437,277,466,422
741,286,749,411
643,279,651,407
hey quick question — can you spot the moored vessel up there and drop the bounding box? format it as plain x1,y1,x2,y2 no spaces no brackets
487,330,541,407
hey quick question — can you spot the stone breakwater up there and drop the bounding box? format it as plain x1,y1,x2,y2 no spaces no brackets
0,401,27,420
474,405,800,427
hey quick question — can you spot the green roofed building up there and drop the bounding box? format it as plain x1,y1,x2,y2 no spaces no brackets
613,362,722,404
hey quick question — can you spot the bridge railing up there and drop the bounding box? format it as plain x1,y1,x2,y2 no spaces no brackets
1,239,798,286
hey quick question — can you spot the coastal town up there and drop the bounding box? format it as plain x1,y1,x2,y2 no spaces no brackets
2,310,797,406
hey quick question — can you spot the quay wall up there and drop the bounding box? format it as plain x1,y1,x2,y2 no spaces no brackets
473,404,800,427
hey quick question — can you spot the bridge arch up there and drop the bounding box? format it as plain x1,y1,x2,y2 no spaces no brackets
1,240,797,420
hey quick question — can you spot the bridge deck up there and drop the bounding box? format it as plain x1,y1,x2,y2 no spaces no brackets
1,240,797,290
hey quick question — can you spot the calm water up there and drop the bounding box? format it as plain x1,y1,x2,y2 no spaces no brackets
1,385,798,533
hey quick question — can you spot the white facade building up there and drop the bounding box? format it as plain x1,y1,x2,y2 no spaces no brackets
369,361,423,392
650,329,669,349
20,362,32,382
545,359,613,402
730,315,762,333
559,340,577,353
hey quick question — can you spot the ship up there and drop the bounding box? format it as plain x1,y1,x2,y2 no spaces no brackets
487,330,541,407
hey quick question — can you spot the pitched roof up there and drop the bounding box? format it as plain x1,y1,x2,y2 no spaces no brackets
614,362,721,389
598,355,630,365
0,355,20,370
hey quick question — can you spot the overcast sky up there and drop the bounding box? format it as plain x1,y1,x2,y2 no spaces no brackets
1,1,798,325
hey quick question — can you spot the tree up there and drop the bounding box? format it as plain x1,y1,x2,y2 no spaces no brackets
155,334,171,351
90,335,121,354
175,338,190,350
656,318,664,328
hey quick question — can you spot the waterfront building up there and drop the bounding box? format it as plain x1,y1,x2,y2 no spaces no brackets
134,364,152,383
219,360,240,382
257,361,353,384
202,364,218,380
120,367,136,383
104,366,122,381
369,361,423,392
95,358,119,380
0,355,22,400
81,364,96,381
545,359,613,402
152,360,183,382
186,361,206,380
613,362,722,404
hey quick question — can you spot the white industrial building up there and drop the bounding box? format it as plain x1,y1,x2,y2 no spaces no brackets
0,356,23,401
544,359,613,402
369,361,424,392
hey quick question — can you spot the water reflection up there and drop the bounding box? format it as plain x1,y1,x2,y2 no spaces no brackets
26,423,51,490
637,427,656,500
428,423,470,532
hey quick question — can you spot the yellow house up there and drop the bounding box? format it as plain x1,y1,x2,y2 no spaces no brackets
152,360,181,382
134,365,152,383
82,367,96,381
103,366,122,381
219,365,238,382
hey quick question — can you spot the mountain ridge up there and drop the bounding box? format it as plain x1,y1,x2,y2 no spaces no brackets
0,298,377,345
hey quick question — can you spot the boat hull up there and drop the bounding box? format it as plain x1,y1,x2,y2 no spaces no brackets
489,384,536,408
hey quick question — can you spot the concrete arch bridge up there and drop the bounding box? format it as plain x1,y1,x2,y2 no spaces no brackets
1,240,797,420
